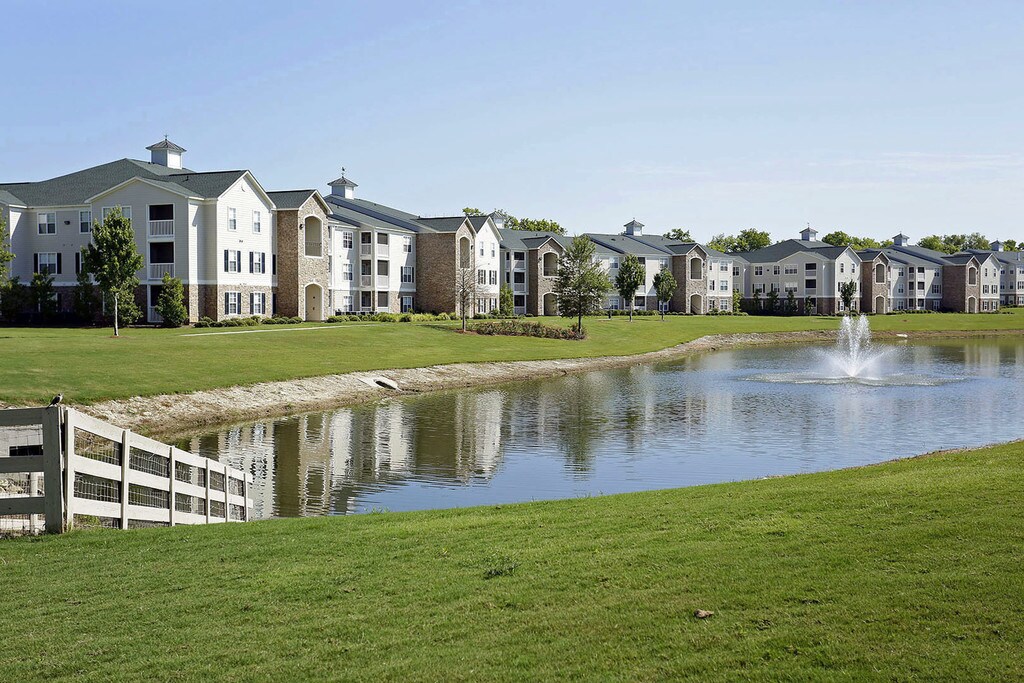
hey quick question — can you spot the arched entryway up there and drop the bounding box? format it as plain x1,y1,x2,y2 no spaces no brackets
689,293,702,314
305,283,323,321
689,258,702,280
967,296,976,313
874,295,885,313
543,292,557,316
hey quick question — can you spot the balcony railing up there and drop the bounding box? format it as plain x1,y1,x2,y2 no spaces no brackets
376,244,389,258
513,282,526,293
376,275,389,289
148,263,174,280
543,268,557,277
360,275,372,287
360,243,372,256
512,260,525,270
148,220,174,237
304,241,322,257
148,307,163,324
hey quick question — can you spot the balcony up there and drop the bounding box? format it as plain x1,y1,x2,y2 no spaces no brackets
376,244,389,258
148,307,163,324
148,220,174,238
512,259,525,270
360,243,372,256
360,275,372,287
148,263,174,280
376,275,389,289
513,282,526,293
304,241,322,258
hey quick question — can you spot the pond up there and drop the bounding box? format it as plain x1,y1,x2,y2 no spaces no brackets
180,338,1024,519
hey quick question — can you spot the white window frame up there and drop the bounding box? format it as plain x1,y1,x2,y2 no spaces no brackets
101,206,132,223
79,210,92,233
251,292,266,315
342,231,354,249
401,296,414,312
253,252,266,274
401,266,415,283
226,250,241,273
37,212,56,235
228,207,237,231
37,252,58,274
252,210,262,234
343,262,353,281
226,291,240,315
402,236,412,253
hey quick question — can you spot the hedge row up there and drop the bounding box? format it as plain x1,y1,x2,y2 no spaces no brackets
472,320,586,340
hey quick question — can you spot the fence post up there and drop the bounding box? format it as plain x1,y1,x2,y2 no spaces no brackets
120,430,130,530
64,409,77,531
168,446,176,527
223,462,230,521
41,407,64,534
205,460,212,524
242,473,249,522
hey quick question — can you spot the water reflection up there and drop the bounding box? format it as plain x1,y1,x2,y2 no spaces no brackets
182,339,1024,518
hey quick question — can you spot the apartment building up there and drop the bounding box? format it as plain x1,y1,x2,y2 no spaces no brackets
322,177,502,315
0,140,353,323
739,228,862,314
961,243,1023,307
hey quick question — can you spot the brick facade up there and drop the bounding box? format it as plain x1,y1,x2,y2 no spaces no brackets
526,241,562,315
941,263,981,312
274,195,330,320
670,253,707,313
415,224,474,314
860,257,889,313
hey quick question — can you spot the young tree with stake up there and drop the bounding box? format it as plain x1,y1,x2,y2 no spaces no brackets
82,207,143,337
614,254,645,322
553,235,611,335
839,279,858,314
652,267,677,321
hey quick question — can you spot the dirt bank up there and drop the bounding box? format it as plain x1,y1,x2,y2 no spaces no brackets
70,328,1022,438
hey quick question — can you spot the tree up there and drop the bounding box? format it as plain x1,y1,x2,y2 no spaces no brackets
1002,239,1019,252
454,244,477,332
652,267,677,321
614,254,645,322
663,228,693,242
751,289,761,312
0,216,13,284
29,272,57,323
735,228,772,252
732,288,742,314
821,231,887,250
918,233,991,254
498,284,514,317
462,207,484,216
72,265,97,323
155,274,188,327
82,207,143,336
785,289,797,315
0,216,17,322
963,232,991,250
707,233,737,253
839,280,858,314
553,235,611,335
492,209,566,235
765,288,779,314
918,235,947,252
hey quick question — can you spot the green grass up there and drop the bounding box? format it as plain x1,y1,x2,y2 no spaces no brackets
1,442,1021,681
1,309,1022,405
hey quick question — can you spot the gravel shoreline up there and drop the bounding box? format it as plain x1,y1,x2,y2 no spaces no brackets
25,328,1024,439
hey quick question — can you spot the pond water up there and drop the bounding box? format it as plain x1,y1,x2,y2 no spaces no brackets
180,338,1024,519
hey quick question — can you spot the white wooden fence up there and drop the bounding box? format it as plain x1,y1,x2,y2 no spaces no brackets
0,407,252,534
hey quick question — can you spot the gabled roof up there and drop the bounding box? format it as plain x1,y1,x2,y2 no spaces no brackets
942,253,980,266
738,239,855,263
887,244,956,266
416,216,471,233
266,189,330,213
329,175,357,187
584,233,673,257
0,158,247,207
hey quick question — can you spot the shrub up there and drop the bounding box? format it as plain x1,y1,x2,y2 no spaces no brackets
472,320,586,340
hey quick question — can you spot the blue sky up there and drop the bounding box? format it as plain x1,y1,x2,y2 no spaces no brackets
2,1,1023,242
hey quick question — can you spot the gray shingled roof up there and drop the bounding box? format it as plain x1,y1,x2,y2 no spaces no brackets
146,138,186,153
267,190,317,210
0,158,246,207
738,239,854,263
416,217,470,232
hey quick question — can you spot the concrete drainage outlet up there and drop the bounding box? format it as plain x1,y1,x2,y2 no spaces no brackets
359,376,400,391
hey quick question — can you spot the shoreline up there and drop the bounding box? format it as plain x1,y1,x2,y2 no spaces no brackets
69,327,1022,439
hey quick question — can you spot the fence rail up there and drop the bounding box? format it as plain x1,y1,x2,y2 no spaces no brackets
0,407,252,534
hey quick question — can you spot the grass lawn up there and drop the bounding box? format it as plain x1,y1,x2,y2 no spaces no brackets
1,441,1021,681
1,309,1022,405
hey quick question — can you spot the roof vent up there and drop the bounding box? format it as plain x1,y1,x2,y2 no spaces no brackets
799,224,817,241
893,233,910,247
329,168,357,199
147,137,185,169
623,219,644,236
991,240,1003,252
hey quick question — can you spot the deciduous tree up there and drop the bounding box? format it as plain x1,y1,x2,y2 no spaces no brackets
614,254,645,322
156,274,188,327
663,228,693,242
553,235,610,335
839,280,858,314
82,207,143,336
652,267,677,320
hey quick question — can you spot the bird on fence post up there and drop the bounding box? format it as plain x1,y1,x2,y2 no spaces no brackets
48,393,63,408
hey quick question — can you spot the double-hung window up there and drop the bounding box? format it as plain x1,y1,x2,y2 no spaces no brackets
80,210,92,233
36,252,59,275
251,252,266,274
251,292,266,315
342,262,353,281
489,270,497,285
342,231,353,249
754,266,763,276
477,269,487,285
37,212,56,235
228,208,237,231
401,266,415,283
252,210,261,234
224,250,241,273
402,236,412,253
401,296,414,312
225,292,240,315
101,206,131,222
773,265,780,275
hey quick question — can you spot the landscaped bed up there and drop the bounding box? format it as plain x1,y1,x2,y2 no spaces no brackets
0,440,1021,680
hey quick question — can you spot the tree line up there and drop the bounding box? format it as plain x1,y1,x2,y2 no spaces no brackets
662,227,1019,254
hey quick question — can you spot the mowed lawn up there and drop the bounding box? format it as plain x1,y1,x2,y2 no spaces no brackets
1,310,1022,405
1,441,1021,681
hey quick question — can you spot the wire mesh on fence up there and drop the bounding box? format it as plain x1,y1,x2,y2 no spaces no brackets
229,504,246,521
1,424,44,457
130,447,170,478
74,472,121,503
175,493,206,516
128,483,170,509
210,471,226,492
228,477,244,497
175,461,207,488
209,500,226,518
75,429,122,466
127,519,171,529
73,514,119,529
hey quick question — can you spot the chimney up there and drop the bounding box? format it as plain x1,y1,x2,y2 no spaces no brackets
893,233,910,247
329,170,357,199
991,240,1004,252
146,137,185,169
623,219,644,236
799,224,817,241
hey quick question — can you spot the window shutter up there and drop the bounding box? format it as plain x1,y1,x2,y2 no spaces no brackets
273,254,277,275
237,251,242,271
250,292,254,312
249,252,254,273
224,292,229,313
261,253,266,272
224,250,229,272
75,253,81,274
56,253,62,274
33,254,39,273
